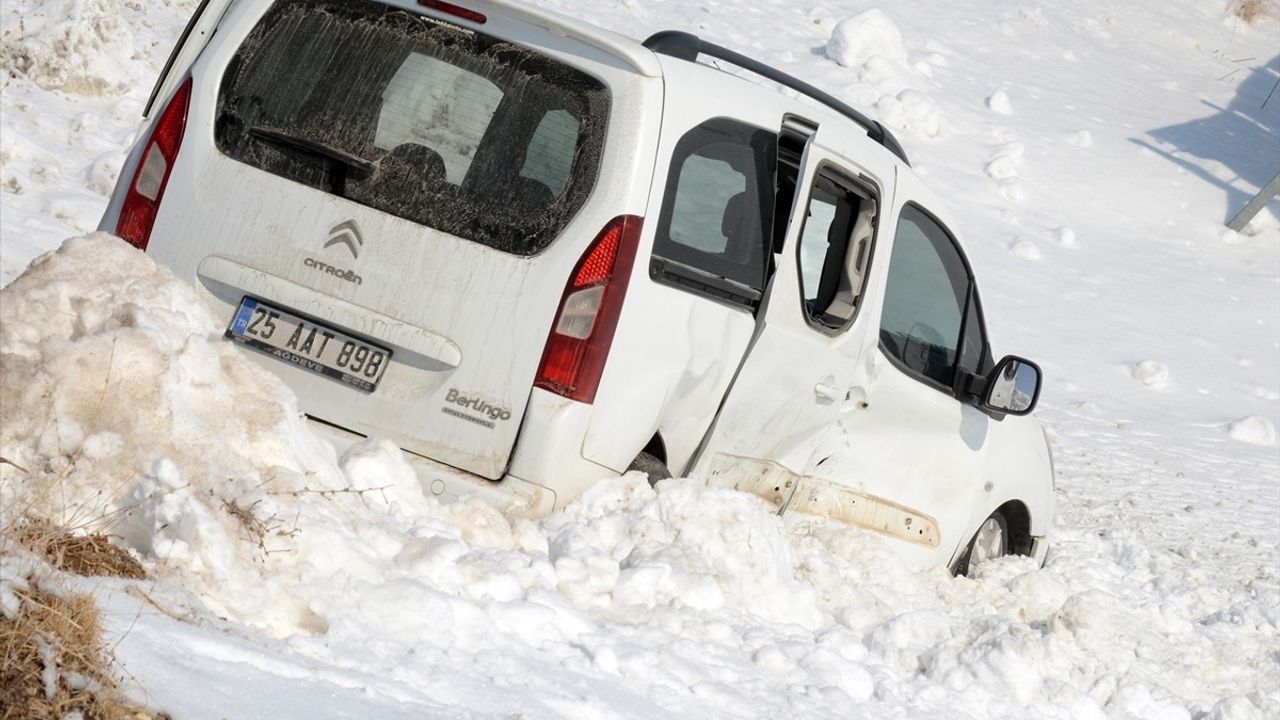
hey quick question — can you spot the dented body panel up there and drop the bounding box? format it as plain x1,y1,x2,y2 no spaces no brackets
706,453,941,549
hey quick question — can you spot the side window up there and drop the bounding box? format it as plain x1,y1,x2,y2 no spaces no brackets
651,118,777,307
879,205,971,387
795,168,878,331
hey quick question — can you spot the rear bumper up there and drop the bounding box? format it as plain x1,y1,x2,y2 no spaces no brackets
307,418,558,517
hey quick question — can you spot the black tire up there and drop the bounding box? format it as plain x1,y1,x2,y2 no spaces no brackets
953,511,1010,577
627,452,671,487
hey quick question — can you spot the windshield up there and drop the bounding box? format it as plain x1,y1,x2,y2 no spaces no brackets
214,0,610,255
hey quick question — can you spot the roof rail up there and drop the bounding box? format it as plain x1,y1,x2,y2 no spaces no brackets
642,30,910,166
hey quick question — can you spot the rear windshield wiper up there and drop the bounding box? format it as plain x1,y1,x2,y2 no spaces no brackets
248,125,376,178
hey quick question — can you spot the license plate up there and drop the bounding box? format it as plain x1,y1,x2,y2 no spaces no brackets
226,297,391,392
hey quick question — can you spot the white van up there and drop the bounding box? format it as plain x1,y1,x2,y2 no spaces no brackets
100,0,1054,573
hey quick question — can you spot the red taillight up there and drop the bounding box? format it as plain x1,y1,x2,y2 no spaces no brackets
535,215,644,404
418,0,487,24
116,78,192,250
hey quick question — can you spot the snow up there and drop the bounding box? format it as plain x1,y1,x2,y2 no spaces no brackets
1052,226,1079,248
825,10,908,68
1226,415,1278,446
984,155,1020,180
1131,360,1171,389
0,0,189,280
0,0,142,94
874,89,945,139
1,0,1279,718
986,89,1014,116
1008,237,1043,260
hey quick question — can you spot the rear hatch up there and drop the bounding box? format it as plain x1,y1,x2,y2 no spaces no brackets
143,0,659,478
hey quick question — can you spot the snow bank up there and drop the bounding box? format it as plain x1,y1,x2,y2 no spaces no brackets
2,236,1276,717
0,0,147,95
0,234,358,633
0,237,830,641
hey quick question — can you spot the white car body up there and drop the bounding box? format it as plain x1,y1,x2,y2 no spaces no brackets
101,0,1054,571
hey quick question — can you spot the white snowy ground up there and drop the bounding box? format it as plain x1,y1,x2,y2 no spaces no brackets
1,0,1278,718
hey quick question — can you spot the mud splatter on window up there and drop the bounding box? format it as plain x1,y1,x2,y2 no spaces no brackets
215,0,609,255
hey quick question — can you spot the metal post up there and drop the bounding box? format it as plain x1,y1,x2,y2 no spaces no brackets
1228,170,1280,232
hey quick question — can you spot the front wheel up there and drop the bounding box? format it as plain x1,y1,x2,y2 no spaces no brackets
954,511,1009,577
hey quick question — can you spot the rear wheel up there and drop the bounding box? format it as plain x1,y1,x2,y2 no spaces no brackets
627,452,671,487
955,511,1009,577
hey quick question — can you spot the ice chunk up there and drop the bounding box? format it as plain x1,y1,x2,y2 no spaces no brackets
1226,415,1277,446
987,89,1014,115
826,10,908,68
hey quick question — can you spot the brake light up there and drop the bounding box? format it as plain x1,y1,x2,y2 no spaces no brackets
535,216,643,404
418,0,486,24
116,78,192,250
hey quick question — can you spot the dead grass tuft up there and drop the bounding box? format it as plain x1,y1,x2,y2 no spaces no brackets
221,499,269,546
0,519,158,718
0,585,158,720
13,521,145,581
220,498,300,561
1229,0,1280,24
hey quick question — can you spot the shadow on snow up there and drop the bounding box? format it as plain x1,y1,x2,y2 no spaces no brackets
1131,55,1280,223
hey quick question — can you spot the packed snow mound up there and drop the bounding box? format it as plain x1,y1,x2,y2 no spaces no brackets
0,234,358,633
0,236,848,639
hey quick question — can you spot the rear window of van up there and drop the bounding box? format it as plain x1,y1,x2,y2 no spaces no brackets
214,0,610,255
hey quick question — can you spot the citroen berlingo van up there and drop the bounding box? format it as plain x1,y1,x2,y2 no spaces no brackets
101,0,1054,572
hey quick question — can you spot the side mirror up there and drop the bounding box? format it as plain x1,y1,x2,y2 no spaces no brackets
983,356,1042,416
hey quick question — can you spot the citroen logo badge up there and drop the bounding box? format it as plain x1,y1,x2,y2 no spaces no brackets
325,220,364,259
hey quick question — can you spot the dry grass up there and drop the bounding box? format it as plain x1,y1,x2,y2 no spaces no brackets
1230,0,1280,24
221,498,300,561
0,586,156,720
13,522,145,581
0,326,162,717
1,522,158,719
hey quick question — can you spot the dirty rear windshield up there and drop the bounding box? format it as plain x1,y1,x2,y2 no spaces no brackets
214,0,609,255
